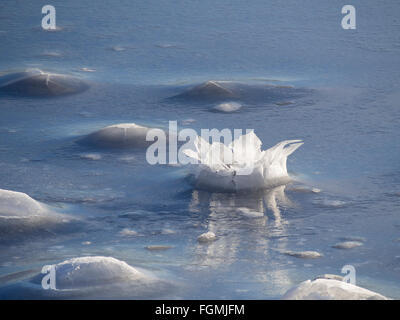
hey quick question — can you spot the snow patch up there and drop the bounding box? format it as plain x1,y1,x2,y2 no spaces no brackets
282,278,388,300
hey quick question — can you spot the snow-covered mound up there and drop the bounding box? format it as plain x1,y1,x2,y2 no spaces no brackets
282,278,388,300
32,256,171,298
197,231,217,243
0,189,72,241
78,123,155,148
50,256,153,289
0,69,89,96
0,189,48,218
182,131,303,191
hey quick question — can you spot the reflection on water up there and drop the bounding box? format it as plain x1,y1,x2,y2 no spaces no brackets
189,185,293,269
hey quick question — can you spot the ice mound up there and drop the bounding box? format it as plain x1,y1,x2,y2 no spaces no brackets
78,123,155,148
0,189,72,241
282,278,388,300
170,80,309,103
48,256,154,290
213,102,242,113
173,81,237,101
0,69,89,96
197,231,217,243
183,131,303,191
0,189,48,218
28,256,172,298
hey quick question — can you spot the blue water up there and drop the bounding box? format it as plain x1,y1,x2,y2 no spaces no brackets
0,0,400,299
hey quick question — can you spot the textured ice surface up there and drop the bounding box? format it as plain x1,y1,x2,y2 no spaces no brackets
183,131,303,191
282,279,388,300
0,69,89,96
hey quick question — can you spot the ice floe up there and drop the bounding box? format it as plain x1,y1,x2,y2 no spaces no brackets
182,131,303,191
282,278,388,300
0,69,89,96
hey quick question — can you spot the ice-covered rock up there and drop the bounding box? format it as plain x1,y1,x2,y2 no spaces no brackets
0,69,89,96
78,123,155,148
213,102,242,113
48,256,153,290
0,189,72,241
17,256,173,299
182,131,303,191
197,231,217,243
282,278,388,300
79,153,102,160
0,189,49,218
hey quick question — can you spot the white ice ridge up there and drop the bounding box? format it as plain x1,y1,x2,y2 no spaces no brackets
282,278,388,300
182,131,303,191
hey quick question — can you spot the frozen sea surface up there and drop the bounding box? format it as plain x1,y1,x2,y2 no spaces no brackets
0,0,400,299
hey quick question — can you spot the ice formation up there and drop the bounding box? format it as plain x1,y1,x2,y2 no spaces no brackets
197,231,217,243
79,123,154,148
213,102,242,113
182,131,303,191
173,81,237,101
282,278,388,300
170,80,309,104
283,250,323,259
0,189,70,240
0,69,89,96
332,241,363,249
0,189,49,218
47,256,154,290
0,188,67,222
